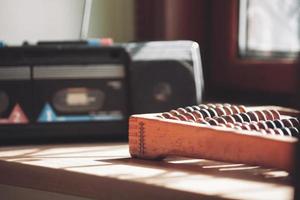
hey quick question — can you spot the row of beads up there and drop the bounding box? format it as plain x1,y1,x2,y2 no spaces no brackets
157,103,299,137
161,108,298,130
161,106,281,124
161,104,247,122
178,103,247,117
204,117,299,129
203,117,299,137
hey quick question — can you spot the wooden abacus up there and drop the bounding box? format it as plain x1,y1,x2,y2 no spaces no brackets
128,104,299,172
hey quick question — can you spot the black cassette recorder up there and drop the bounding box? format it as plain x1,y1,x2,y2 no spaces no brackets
0,43,130,142
0,40,204,142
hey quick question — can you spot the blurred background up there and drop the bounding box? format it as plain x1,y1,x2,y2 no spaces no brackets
0,0,299,107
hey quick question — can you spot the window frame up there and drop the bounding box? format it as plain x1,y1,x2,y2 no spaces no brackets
210,0,299,95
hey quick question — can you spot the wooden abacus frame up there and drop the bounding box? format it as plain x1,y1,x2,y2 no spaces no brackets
129,106,299,172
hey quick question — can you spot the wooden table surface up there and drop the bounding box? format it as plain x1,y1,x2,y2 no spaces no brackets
0,142,294,200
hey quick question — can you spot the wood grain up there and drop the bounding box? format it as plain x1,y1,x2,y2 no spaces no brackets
0,143,293,200
129,113,297,172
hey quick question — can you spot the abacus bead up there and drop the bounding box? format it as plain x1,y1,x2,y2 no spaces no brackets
198,104,209,109
265,128,276,135
215,107,226,116
218,124,227,128
226,123,235,128
224,103,231,107
255,111,267,121
257,121,268,130
247,111,259,122
196,118,210,125
265,120,277,129
207,108,218,118
222,115,236,124
192,105,201,111
281,119,293,127
286,127,299,137
259,129,267,135
274,129,285,136
162,112,173,119
238,105,247,113
177,114,188,121
215,103,224,108
199,109,211,118
234,122,242,127
280,128,292,136
170,110,180,116
289,127,299,137
241,124,251,131
191,110,203,119
213,116,227,124
232,114,244,123
207,103,217,109
239,113,251,123
205,117,213,121
230,105,240,114
262,110,274,120
183,112,196,121
249,123,260,131
223,106,234,115
207,119,219,126
184,106,194,113
273,119,285,128
234,126,242,130
270,110,281,120
177,107,187,114
289,118,300,127
169,115,180,120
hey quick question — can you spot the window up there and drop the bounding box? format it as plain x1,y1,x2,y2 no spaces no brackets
239,0,300,59
210,0,299,98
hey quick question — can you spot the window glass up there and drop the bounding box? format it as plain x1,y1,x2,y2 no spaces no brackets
239,0,300,58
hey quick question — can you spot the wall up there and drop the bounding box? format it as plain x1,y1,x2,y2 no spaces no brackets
88,0,135,42
0,0,135,44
